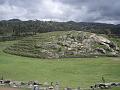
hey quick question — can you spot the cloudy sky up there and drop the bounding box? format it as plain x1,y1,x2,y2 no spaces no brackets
0,0,120,24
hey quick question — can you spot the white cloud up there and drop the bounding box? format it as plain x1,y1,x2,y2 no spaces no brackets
95,20,120,24
0,1,27,20
42,0,63,15
0,0,120,24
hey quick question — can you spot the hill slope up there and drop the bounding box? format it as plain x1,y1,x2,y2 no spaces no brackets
4,31,120,58
0,39,120,88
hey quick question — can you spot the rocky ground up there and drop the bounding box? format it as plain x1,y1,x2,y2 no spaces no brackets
4,31,120,58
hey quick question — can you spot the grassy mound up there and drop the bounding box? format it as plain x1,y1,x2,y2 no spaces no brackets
4,31,120,58
4,31,65,58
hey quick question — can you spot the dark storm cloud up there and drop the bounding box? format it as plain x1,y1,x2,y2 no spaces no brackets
0,0,4,4
0,0,120,24
57,0,120,24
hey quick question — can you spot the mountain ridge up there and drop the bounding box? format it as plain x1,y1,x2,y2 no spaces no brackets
0,19,120,41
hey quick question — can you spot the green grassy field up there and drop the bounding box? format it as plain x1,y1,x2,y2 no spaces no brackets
0,40,120,90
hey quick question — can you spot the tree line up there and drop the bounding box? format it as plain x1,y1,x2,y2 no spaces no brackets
0,19,120,40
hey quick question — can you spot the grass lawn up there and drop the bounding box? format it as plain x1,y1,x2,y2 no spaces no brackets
103,87,120,90
0,87,30,90
0,41,120,90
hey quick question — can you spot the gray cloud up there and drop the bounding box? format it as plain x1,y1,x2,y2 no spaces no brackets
57,0,120,23
0,0,120,24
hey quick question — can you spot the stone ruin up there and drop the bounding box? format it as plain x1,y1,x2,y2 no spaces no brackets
0,80,61,90
0,79,120,90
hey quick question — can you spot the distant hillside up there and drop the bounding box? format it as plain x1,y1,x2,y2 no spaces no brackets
4,31,120,58
0,19,120,41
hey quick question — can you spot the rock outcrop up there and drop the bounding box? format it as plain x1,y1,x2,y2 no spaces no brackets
4,31,120,58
